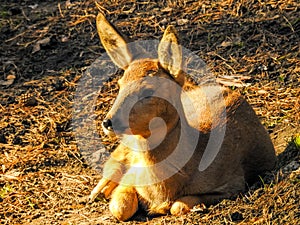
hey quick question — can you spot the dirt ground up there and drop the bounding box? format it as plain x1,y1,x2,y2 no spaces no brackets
0,0,299,224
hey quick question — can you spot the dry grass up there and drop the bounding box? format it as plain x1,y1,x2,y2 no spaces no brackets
0,0,299,224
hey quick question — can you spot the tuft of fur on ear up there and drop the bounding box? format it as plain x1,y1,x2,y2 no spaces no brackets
158,25,184,86
96,13,132,69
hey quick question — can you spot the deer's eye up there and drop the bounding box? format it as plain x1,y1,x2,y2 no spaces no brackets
140,89,154,99
146,70,157,76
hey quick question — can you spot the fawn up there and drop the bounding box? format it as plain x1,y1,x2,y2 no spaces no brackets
88,13,276,221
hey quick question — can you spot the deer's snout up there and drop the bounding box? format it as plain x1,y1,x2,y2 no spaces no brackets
102,118,113,130
102,116,128,136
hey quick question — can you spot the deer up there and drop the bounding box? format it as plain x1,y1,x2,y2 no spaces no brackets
88,13,277,221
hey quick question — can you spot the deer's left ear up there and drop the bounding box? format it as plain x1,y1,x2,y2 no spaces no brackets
96,13,132,69
158,25,184,86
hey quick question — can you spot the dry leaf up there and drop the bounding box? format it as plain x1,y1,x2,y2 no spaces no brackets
162,7,173,12
32,37,51,53
177,19,189,25
0,74,16,86
220,41,233,47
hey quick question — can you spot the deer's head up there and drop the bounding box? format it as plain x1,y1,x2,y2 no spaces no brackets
97,13,186,139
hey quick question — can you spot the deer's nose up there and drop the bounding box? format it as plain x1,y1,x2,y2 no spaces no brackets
102,119,113,130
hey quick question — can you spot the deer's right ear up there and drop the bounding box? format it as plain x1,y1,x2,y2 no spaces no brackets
158,25,184,86
96,13,132,69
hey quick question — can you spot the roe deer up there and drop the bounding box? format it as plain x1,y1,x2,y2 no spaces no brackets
89,13,277,221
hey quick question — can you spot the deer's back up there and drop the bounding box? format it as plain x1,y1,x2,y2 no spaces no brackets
182,85,276,184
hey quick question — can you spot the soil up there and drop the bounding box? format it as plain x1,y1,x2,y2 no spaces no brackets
0,0,299,224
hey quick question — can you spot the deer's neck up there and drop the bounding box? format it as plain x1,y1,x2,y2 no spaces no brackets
133,100,198,161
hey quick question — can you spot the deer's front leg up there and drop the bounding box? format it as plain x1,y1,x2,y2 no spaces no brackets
109,173,138,221
170,195,202,215
89,157,124,202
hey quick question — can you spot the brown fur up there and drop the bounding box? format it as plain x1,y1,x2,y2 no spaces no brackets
89,13,277,221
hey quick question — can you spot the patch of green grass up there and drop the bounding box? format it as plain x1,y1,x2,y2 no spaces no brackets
26,197,36,209
278,74,285,82
234,41,244,48
230,85,237,90
0,7,10,19
293,134,300,149
0,184,13,199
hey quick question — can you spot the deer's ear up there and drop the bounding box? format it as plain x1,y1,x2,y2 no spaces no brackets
158,25,184,85
96,13,132,69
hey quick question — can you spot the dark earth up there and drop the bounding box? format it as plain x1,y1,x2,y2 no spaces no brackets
0,0,299,224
